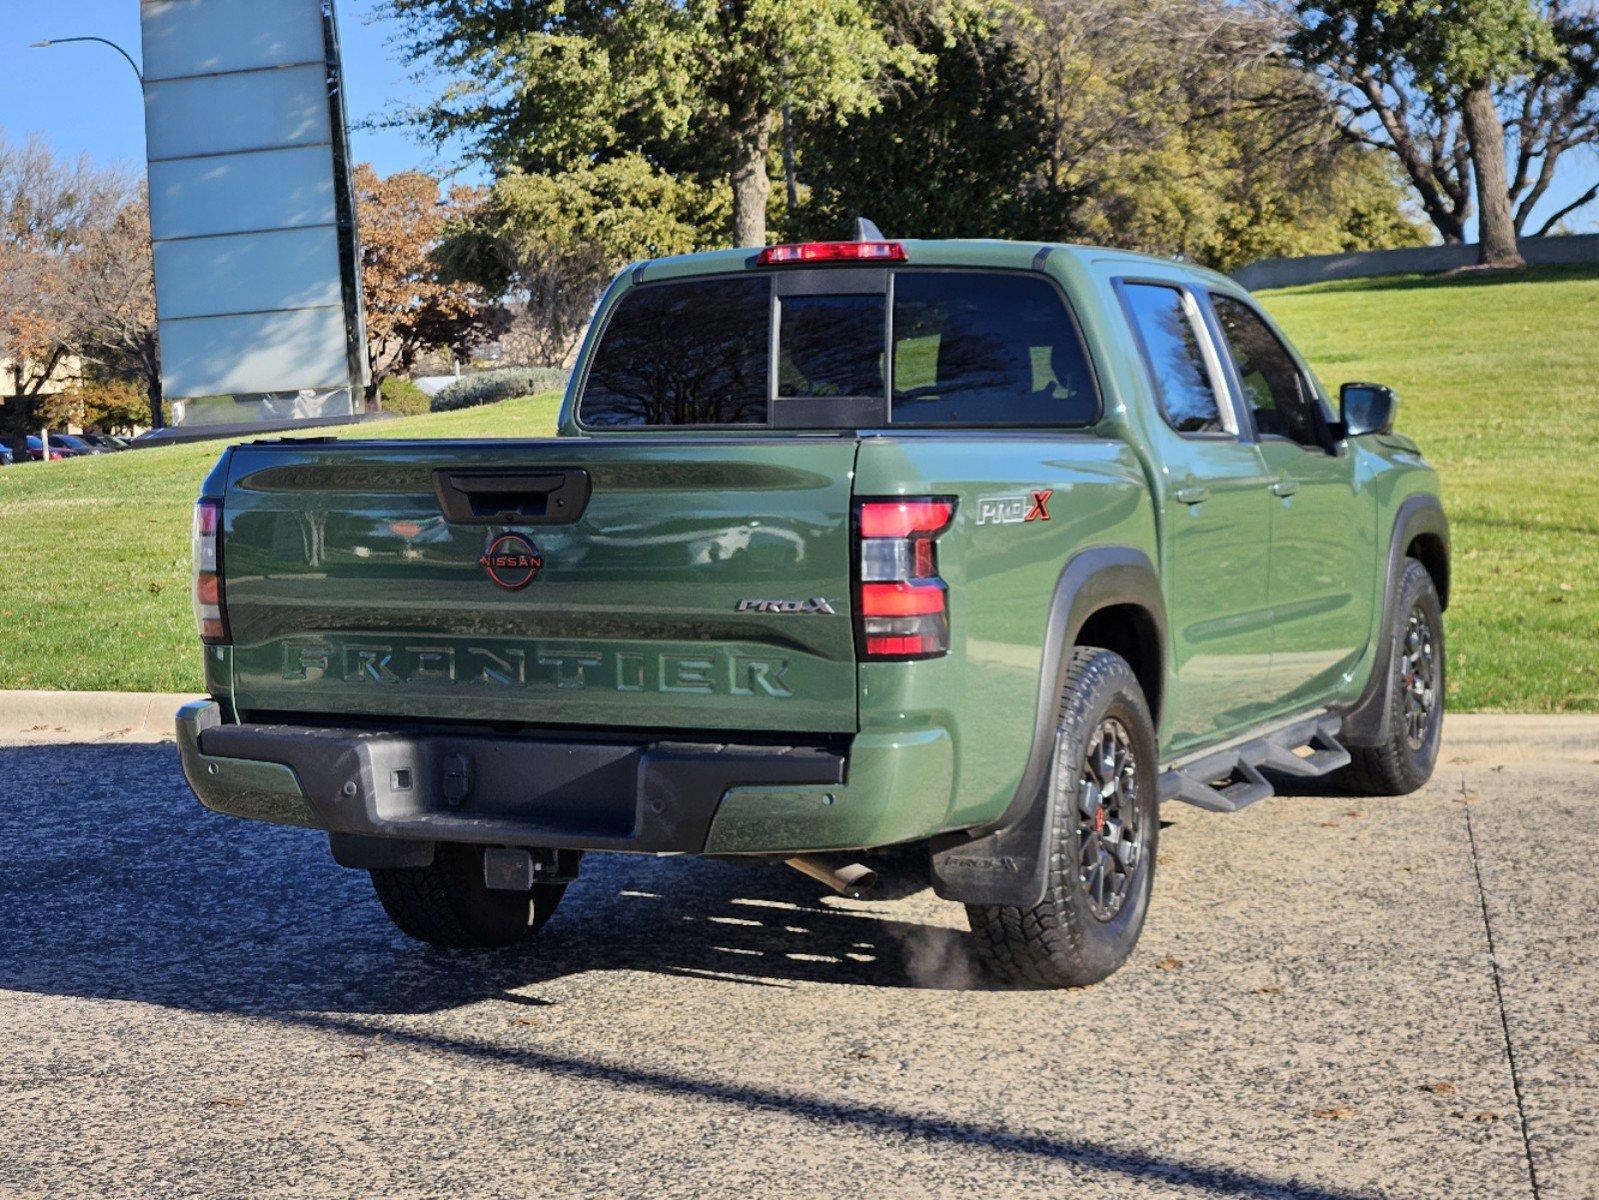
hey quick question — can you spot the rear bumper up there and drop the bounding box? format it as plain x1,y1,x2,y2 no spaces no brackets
176,700,848,856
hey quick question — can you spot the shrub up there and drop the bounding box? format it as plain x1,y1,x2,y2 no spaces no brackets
379,375,432,416
430,367,569,412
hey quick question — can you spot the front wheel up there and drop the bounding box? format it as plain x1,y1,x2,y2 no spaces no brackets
1335,558,1445,796
370,843,567,949
967,647,1159,988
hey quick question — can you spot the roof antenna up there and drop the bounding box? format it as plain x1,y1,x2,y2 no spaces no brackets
852,216,886,242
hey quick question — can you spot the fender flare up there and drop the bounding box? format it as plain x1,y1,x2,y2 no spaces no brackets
1339,493,1450,747
929,546,1167,908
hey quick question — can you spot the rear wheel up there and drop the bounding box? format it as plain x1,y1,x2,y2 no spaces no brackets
1335,559,1444,796
370,844,567,949
967,647,1159,988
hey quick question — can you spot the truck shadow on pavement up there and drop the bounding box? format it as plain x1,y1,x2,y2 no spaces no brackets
0,741,1384,1200
0,743,996,1016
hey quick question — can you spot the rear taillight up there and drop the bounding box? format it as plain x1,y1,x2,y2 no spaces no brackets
192,498,229,644
855,497,954,660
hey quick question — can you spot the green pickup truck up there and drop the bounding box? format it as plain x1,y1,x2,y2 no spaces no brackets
178,235,1449,987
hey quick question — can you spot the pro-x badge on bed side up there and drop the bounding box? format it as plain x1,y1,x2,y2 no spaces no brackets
976,489,1053,526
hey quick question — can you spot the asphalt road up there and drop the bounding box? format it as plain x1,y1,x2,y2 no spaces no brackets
0,715,1593,1200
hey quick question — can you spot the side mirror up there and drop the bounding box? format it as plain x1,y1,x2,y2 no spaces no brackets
1339,382,1397,438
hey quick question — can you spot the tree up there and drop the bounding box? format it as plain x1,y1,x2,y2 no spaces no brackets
794,10,1058,239
1414,0,1562,266
0,136,135,461
384,0,928,246
1009,0,1290,210
1503,2,1599,231
442,154,719,366
1027,0,1426,269
1291,0,1595,267
796,0,1424,269
0,236,65,459
353,164,498,404
67,198,162,430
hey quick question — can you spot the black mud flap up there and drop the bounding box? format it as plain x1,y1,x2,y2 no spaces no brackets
927,782,1054,909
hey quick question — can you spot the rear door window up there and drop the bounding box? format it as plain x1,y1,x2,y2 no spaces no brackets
580,275,770,426
1118,282,1228,435
890,273,1097,425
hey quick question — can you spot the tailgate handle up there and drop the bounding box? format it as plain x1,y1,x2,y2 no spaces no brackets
433,469,592,525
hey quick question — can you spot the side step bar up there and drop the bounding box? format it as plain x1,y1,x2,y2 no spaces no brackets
1157,714,1351,814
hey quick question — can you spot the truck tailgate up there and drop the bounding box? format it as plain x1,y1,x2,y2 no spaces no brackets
220,437,860,733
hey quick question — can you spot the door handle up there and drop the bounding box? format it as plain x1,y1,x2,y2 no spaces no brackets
1270,479,1301,498
433,468,592,525
1175,486,1211,506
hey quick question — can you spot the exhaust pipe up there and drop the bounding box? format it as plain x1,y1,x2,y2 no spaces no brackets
786,855,878,899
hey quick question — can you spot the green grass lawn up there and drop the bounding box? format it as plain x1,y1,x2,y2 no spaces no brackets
2,263,1596,710
1262,264,1599,712
0,394,563,693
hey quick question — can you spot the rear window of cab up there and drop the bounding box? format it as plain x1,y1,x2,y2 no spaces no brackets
577,270,1099,429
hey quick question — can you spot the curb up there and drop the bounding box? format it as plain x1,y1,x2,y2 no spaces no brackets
0,690,202,741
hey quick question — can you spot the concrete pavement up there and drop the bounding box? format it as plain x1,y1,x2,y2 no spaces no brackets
0,715,1593,1199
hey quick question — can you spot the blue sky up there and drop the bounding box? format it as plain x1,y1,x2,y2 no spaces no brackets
0,1,446,178
0,0,1594,235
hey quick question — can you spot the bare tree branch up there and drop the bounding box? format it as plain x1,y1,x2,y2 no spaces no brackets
1535,176,1599,232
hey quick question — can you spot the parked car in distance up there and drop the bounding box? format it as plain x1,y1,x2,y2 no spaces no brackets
0,445,11,466
177,235,1449,989
75,432,129,451
44,432,103,456
24,436,69,462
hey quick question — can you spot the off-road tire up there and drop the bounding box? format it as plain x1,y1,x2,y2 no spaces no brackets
370,843,566,949
967,647,1159,988
1335,558,1445,796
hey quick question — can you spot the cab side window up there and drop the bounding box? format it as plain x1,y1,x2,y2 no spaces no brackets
1119,282,1226,435
1210,295,1322,449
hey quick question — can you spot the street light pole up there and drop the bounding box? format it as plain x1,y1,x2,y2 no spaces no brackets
29,37,144,84
28,36,162,431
